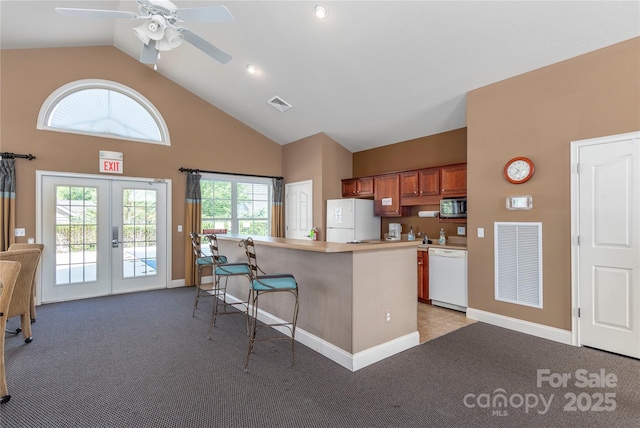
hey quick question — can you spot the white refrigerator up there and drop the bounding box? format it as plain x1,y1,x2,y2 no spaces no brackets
326,199,381,243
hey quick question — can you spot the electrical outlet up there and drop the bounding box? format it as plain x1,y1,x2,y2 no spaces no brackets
14,228,25,237
385,311,391,324
177,225,183,232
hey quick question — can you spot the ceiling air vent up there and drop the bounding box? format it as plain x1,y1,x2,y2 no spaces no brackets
267,96,292,112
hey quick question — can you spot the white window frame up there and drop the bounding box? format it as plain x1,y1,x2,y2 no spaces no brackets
200,173,272,236
37,79,170,145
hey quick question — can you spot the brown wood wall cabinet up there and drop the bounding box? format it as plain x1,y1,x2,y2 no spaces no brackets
440,163,467,196
373,174,410,217
341,176,374,197
343,163,466,217
417,251,430,303
400,167,441,206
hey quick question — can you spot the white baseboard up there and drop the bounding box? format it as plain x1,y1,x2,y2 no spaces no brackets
466,307,573,345
224,292,420,371
169,279,184,288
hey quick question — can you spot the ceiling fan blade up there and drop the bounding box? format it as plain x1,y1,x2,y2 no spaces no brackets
175,6,234,23
140,40,159,65
55,8,139,20
181,28,232,64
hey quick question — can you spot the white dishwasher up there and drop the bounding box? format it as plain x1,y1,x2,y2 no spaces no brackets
428,247,468,312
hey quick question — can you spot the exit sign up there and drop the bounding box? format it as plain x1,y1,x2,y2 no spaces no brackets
99,151,123,174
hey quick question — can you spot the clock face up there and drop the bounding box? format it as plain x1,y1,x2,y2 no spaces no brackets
504,157,534,184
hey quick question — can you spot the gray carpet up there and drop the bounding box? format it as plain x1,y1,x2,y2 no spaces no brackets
1,287,638,427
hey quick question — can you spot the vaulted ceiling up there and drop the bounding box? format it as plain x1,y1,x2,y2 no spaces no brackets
2,1,639,152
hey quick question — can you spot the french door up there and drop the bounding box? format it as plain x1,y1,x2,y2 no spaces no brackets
39,174,168,303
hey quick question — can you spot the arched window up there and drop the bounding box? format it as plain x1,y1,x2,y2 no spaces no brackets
37,79,170,145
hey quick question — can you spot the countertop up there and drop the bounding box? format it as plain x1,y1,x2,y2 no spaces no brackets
215,234,423,253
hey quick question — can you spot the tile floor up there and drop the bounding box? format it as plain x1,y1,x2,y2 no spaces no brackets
418,302,477,343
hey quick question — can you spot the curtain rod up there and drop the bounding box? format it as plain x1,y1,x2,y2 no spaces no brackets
0,152,36,160
179,167,283,181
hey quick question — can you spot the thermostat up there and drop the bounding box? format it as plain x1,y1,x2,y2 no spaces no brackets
506,195,533,210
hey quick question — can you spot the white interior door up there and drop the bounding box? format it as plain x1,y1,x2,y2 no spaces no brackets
40,174,168,303
285,180,313,239
575,132,639,358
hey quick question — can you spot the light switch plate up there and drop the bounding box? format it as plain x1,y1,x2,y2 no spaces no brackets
457,226,466,235
477,227,484,238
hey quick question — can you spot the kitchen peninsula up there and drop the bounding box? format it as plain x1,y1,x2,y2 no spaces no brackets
215,235,421,371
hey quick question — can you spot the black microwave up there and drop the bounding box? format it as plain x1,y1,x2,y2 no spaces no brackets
440,198,467,219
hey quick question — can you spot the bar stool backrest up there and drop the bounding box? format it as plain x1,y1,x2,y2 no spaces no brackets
190,232,206,259
240,237,260,279
206,234,228,265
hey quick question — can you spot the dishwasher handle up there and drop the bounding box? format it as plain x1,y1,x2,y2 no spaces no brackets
428,248,467,258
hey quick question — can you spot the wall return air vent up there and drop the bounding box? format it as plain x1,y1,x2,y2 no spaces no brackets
267,96,292,112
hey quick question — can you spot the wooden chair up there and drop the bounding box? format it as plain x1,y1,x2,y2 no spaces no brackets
8,243,43,323
0,260,22,404
0,249,43,343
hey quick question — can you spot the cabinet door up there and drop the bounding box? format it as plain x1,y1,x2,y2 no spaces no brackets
374,174,403,216
357,177,374,197
342,179,357,197
418,251,430,303
441,163,467,196
401,171,420,197
419,168,440,196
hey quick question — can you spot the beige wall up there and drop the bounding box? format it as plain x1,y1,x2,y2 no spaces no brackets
0,47,282,280
352,128,468,242
466,37,640,330
282,133,352,240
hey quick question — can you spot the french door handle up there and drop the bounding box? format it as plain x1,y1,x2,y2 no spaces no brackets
112,226,121,248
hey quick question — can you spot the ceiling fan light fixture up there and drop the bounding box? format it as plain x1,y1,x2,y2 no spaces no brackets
133,24,151,45
314,4,328,19
156,26,184,51
146,15,167,41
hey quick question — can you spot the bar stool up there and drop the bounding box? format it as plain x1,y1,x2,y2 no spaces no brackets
240,237,299,372
190,232,221,317
207,233,252,339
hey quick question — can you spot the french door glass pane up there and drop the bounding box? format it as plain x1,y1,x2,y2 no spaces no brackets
122,188,157,277
55,185,98,284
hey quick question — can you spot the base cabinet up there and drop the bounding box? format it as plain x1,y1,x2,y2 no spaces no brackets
417,251,430,303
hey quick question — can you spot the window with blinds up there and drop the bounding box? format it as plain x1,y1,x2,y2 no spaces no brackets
37,79,170,145
201,174,272,237
494,222,543,308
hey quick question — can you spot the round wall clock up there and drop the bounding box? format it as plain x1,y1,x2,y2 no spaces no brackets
504,157,534,184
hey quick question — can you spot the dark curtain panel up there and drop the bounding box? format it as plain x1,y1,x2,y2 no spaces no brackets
184,172,202,286
0,159,16,251
271,177,284,237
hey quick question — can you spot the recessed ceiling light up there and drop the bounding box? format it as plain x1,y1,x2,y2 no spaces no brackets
314,4,328,19
246,64,258,74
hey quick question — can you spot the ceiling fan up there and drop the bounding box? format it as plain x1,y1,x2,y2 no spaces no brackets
55,0,234,65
